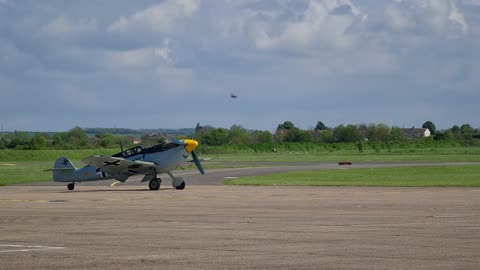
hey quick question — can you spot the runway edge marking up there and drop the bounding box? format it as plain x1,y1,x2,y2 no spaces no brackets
0,244,65,253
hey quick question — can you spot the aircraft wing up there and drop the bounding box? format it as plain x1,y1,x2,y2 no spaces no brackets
82,156,156,177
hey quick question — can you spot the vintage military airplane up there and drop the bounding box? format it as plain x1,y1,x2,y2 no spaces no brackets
50,125,205,191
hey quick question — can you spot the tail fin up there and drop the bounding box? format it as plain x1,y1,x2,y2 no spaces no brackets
52,157,77,182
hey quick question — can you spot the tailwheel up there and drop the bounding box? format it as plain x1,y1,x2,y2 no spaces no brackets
175,180,185,190
67,183,75,191
149,178,161,190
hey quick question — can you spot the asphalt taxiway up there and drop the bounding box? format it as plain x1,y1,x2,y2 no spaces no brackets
1,185,479,270
1,162,479,269
26,161,480,187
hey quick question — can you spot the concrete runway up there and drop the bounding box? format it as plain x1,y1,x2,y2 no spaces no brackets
2,162,480,269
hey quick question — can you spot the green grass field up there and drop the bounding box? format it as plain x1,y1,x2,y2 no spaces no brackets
224,165,480,187
1,147,480,163
0,162,53,186
0,149,118,162
211,152,480,162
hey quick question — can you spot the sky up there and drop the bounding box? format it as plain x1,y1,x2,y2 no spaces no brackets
0,0,479,132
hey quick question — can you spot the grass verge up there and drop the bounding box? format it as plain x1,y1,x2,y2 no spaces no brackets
2,149,480,163
205,153,480,163
223,165,480,187
0,149,118,162
0,162,54,186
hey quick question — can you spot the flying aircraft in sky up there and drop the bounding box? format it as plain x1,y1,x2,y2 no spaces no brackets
50,124,205,191
230,93,238,98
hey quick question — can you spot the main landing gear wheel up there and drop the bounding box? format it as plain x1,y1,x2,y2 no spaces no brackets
175,181,185,190
67,183,75,191
149,178,161,190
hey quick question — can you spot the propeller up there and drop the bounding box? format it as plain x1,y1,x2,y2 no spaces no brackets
191,150,205,175
191,122,200,140
166,123,204,174
167,123,200,145
189,122,204,175
164,132,186,145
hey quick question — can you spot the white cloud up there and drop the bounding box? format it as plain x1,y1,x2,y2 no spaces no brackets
392,0,469,34
385,4,415,31
102,42,172,70
1,0,479,130
153,38,172,62
41,16,97,36
103,48,155,70
448,1,468,33
424,0,452,33
324,0,366,19
108,0,200,33
100,39,192,94
255,0,365,51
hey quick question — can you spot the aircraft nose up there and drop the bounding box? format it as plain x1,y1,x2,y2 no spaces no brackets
184,139,199,153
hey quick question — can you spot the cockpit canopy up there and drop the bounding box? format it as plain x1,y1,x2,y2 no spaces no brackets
112,145,145,159
111,142,182,159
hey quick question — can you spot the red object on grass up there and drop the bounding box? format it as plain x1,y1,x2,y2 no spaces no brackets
338,162,352,165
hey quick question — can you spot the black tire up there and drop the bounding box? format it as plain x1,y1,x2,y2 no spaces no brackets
149,178,161,190
67,183,75,191
175,181,185,190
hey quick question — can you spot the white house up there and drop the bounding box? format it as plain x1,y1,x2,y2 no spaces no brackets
402,128,431,139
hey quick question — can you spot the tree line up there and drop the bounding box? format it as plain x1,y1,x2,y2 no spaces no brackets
1,121,479,150
196,121,479,147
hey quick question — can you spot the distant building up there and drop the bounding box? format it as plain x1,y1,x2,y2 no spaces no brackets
88,136,101,145
402,127,431,139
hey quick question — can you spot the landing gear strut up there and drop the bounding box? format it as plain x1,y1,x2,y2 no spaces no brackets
149,178,161,190
147,167,161,191
67,183,75,191
168,172,186,190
